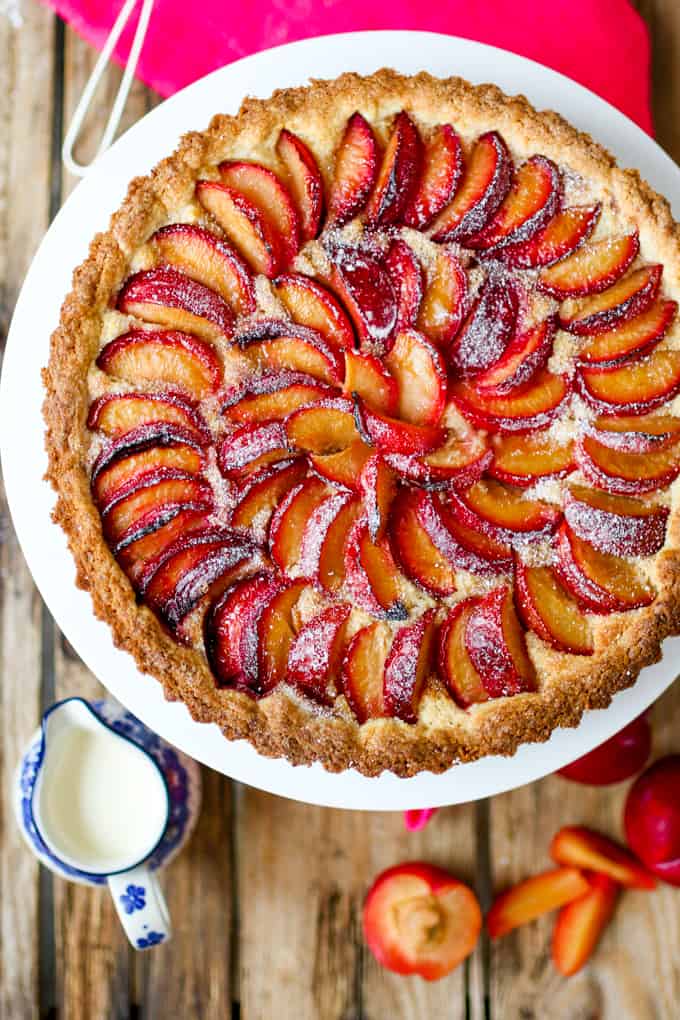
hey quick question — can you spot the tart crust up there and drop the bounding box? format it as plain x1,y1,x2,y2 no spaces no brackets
43,69,680,777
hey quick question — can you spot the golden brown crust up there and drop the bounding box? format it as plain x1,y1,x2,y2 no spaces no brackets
43,69,680,777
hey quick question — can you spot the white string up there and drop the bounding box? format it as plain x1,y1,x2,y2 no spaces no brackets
62,0,155,177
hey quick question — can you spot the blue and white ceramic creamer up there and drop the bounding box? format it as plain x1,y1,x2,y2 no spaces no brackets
14,698,201,950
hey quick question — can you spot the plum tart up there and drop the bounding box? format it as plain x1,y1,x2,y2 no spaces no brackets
44,70,680,776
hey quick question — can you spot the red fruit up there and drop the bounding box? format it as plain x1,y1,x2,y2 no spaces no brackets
276,128,324,241
449,275,519,378
363,862,482,980
558,713,651,785
475,317,555,396
589,414,680,454
102,476,213,546
92,443,203,511
218,421,290,480
579,298,677,364
311,439,372,492
344,517,407,620
97,329,222,400
468,155,561,253
221,371,333,424
383,610,436,723
365,111,422,226
327,112,378,226
426,491,513,575
329,247,397,348
204,574,279,690
115,507,212,585
514,559,593,655
341,621,390,722
451,480,560,545
464,586,536,698
489,432,573,488
417,251,468,348
196,180,281,278
403,124,463,229
383,239,424,331
538,233,639,299
116,266,234,340
287,604,351,705
384,328,447,426
450,370,570,433
92,423,206,492
437,599,490,708
560,264,662,336
625,756,680,884
268,476,329,574
354,397,445,455
219,159,300,264
387,429,492,489
257,578,308,692
358,454,396,541
564,484,669,556
236,318,343,385
576,432,680,495
552,873,619,977
300,494,361,591
432,131,513,242
555,521,655,613
273,273,354,351
577,348,680,416
550,826,656,890
150,222,255,315
487,868,590,939
87,391,209,443
286,399,358,454
390,489,459,596
230,459,307,538
496,204,600,269
343,350,399,415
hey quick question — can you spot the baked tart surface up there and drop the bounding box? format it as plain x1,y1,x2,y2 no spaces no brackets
43,70,680,777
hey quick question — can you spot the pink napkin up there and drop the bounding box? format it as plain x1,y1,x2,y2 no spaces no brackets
43,0,652,133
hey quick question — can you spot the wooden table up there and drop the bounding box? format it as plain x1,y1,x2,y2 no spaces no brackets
2,4,680,1017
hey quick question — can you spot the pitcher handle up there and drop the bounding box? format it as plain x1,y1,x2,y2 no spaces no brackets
108,864,171,950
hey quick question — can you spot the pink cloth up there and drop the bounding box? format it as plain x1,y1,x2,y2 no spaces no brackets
43,0,652,133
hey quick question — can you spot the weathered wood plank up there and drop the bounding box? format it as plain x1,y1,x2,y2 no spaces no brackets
0,5,56,1018
239,791,474,1019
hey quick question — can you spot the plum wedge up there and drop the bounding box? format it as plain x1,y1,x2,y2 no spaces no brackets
555,522,655,613
236,319,344,385
450,369,570,433
537,233,639,299
343,351,399,414
327,112,378,226
431,131,513,242
559,264,662,335
87,391,209,442
384,328,447,426
365,110,422,226
474,317,555,396
383,240,424,332
449,275,519,378
468,155,561,253
576,432,680,495
403,123,463,229
341,621,390,723
416,251,468,348
390,489,459,596
275,128,324,242
273,273,355,351
578,298,676,364
463,586,536,698
577,347,680,416
97,330,222,400
218,159,300,264
221,371,334,424
344,517,408,620
287,604,351,705
489,432,574,487
496,204,600,269
383,610,437,723
196,180,282,277
564,484,669,556
117,266,234,340
514,559,594,655
448,479,561,545
437,600,490,708
328,247,397,348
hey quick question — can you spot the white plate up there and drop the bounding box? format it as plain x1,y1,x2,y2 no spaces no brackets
3,30,680,810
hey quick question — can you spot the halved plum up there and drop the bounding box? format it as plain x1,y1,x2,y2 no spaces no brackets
537,233,639,299
196,180,282,278
117,266,233,340
514,558,594,655
564,483,669,556
403,123,463,229
431,131,513,242
383,610,437,723
365,110,422,226
150,223,255,315
276,128,324,242
327,112,379,226
577,348,680,415
416,250,468,348
384,328,447,426
489,432,574,487
97,329,222,400
344,517,407,619
555,521,655,613
449,370,570,433
559,264,662,336
273,273,355,351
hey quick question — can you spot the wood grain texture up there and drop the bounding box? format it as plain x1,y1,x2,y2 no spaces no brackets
0,4,55,1018
238,790,475,1019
